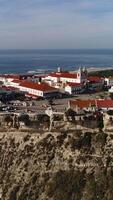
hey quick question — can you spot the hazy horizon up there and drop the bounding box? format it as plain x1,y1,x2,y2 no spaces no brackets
0,0,113,49
1,48,113,50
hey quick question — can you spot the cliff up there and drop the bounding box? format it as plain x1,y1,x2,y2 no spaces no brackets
0,127,113,200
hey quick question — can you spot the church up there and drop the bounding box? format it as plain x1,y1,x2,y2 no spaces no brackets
43,67,88,84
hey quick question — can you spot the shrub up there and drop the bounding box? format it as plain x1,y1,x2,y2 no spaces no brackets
96,132,107,146
18,114,30,126
46,170,85,200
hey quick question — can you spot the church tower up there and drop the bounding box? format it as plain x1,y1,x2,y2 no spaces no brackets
77,67,82,83
57,67,61,73
83,66,88,77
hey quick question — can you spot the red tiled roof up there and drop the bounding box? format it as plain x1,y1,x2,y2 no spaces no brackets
48,72,77,79
70,99,95,109
97,99,113,108
20,81,57,92
66,82,83,87
11,79,21,83
88,76,102,83
70,99,113,109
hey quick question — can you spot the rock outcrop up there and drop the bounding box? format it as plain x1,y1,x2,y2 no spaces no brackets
0,127,113,200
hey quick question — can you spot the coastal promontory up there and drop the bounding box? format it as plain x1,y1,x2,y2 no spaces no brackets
0,124,113,200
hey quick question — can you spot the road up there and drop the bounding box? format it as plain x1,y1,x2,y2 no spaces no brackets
0,91,109,115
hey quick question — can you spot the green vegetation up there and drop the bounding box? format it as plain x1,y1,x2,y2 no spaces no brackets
89,69,113,77
47,170,85,200
47,168,113,200
70,132,92,151
97,113,104,131
96,132,107,146
18,114,30,126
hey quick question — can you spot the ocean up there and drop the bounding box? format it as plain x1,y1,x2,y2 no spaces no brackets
0,49,113,74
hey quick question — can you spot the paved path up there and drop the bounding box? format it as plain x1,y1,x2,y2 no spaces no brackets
0,91,109,115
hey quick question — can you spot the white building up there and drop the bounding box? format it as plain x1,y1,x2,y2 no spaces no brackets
87,76,104,91
43,67,87,84
69,99,113,112
0,74,21,86
105,77,113,87
65,83,84,94
18,81,59,98
109,86,113,94
6,79,21,89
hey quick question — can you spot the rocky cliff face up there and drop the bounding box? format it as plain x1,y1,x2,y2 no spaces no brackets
0,127,113,200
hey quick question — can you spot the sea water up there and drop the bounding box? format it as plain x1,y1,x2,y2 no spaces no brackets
0,49,113,74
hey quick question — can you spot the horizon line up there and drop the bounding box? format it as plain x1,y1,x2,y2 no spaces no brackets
0,48,113,51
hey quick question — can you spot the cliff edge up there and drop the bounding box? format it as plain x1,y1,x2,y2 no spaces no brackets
0,128,113,200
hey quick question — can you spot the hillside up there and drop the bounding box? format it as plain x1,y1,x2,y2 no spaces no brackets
0,127,113,200
89,69,113,77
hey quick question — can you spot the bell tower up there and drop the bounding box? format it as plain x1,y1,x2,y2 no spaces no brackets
83,66,88,77
77,67,82,83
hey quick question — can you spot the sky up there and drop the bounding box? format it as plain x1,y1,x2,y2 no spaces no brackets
0,0,113,49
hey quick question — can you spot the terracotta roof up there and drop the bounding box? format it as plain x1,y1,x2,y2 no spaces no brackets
70,100,95,109
48,72,77,79
88,76,102,83
66,82,83,87
20,81,57,92
70,99,113,109
97,99,113,108
11,79,21,83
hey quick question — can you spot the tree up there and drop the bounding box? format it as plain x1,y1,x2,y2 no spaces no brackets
65,108,76,121
97,112,104,131
48,98,54,106
4,115,13,127
18,114,30,126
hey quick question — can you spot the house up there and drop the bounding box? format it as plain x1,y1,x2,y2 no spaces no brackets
0,74,21,85
8,79,21,89
65,82,84,94
87,76,104,91
18,81,59,98
1,75,59,99
69,99,113,112
105,77,113,87
0,73,59,99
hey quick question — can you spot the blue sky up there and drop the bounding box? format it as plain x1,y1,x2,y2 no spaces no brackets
0,0,113,49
